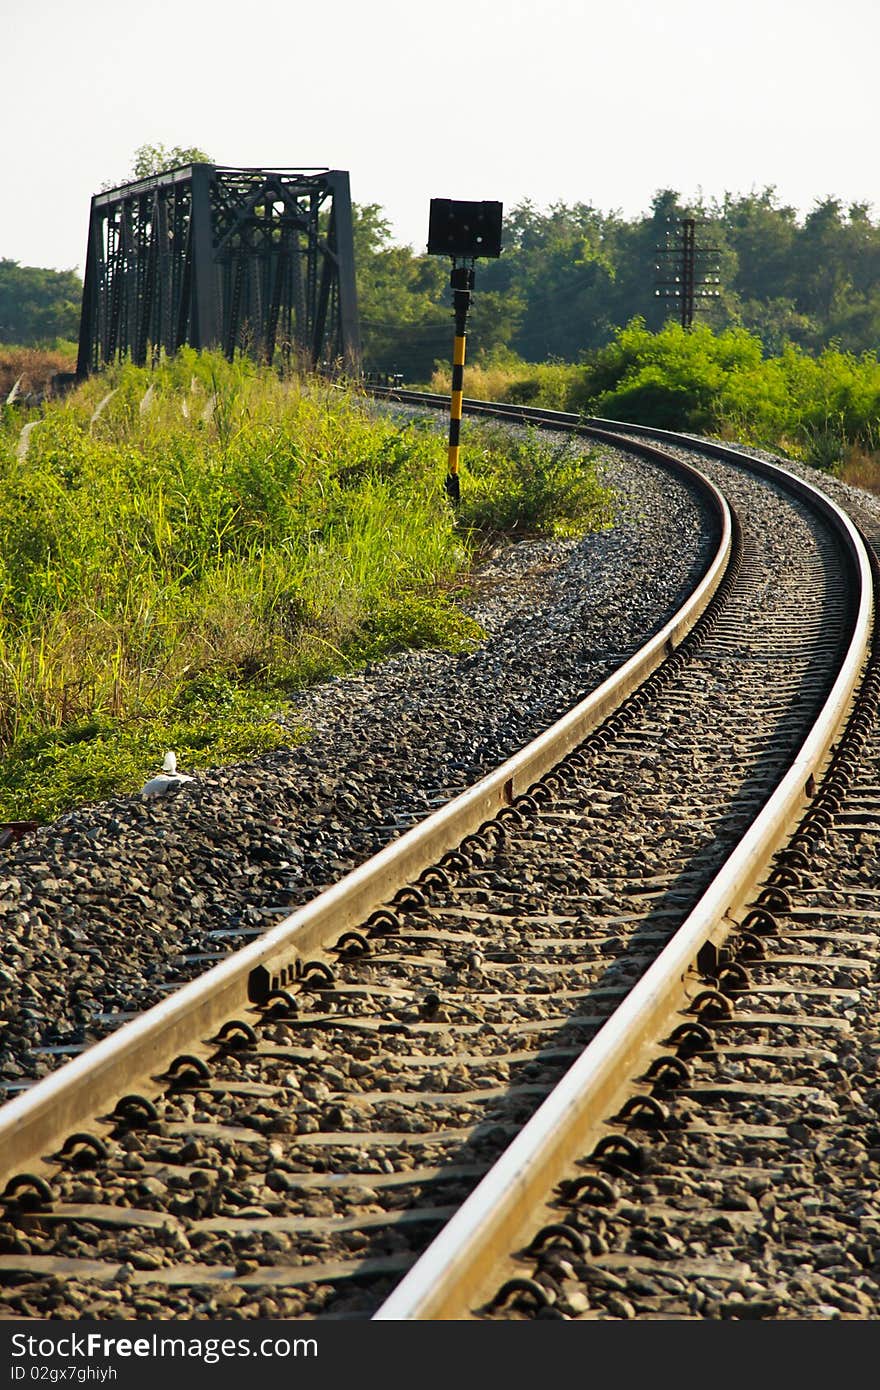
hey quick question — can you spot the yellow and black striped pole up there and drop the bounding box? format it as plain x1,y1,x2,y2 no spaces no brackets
445,261,475,504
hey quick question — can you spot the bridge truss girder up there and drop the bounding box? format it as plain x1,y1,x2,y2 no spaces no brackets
76,165,360,377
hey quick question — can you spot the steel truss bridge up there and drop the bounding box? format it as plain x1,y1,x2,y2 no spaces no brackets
76,165,360,377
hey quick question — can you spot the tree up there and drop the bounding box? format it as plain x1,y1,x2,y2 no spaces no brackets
480,201,613,359
0,259,82,344
130,143,214,177
103,143,214,190
353,203,449,379
792,197,853,327
719,188,798,306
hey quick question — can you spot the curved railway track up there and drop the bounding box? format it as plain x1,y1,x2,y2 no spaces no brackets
374,398,878,1318
0,398,874,1321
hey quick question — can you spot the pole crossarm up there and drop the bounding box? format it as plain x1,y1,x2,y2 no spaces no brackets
654,217,722,328
76,165,360,378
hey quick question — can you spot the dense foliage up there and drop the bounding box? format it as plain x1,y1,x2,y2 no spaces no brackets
358,188,880,377
7,184,879,371
431,321,880,481
0,352,614,819
0,261,81,346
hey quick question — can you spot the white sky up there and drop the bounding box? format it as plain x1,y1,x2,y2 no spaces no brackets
2,0,878,275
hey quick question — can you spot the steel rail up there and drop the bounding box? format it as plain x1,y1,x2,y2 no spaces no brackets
372,395,874,1320
362,382,842,500
0,437,732,1193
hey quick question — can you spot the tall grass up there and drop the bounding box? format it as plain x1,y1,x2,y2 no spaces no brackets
429,357,579,411
432,327,880,485
0,344,77,399
0,351,615,819
455,423,616,538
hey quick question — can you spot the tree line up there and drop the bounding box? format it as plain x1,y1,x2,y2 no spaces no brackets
0,259,82,346
357,188,880,379
4,184,879,380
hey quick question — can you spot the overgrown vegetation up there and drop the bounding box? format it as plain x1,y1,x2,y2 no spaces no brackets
431,321,880,484
12,185,880,375
0,344,77,400
0,352,614,820
358,188,880,378
456,424,616,538
0,261,81,347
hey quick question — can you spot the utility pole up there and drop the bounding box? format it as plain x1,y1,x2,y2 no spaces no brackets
427,198,503,503
655,217,721,328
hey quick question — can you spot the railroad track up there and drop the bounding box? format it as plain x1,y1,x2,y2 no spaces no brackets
0,400,872,1321
372,397,878,1319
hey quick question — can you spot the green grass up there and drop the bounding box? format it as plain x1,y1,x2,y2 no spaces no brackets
0,351,615,820
431,324,880,478
455,422,616,538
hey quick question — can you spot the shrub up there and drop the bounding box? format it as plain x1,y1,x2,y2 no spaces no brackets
456,423,615,538
0,353,618,818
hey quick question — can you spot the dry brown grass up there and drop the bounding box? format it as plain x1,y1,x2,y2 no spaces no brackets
840,447,880,497
0,346,77,399
428,361,527,399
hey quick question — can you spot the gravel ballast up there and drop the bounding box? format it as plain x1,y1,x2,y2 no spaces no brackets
0,436,716,1093
3,414,880,1325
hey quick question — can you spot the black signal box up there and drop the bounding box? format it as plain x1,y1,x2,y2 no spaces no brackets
427,199,503,259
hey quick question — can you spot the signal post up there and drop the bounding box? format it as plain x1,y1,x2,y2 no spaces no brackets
427,199,503,503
